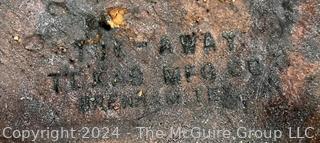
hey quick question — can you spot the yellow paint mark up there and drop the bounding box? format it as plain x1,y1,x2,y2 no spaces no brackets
107,7,127,28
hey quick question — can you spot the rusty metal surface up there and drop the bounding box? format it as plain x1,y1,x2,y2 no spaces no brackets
0,0,319,142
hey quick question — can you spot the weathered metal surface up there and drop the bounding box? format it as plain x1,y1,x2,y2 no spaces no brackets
0,0,319,142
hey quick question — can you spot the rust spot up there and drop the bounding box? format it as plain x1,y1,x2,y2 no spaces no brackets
280,53,318,105
284,0,320,106
291,0,319,47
